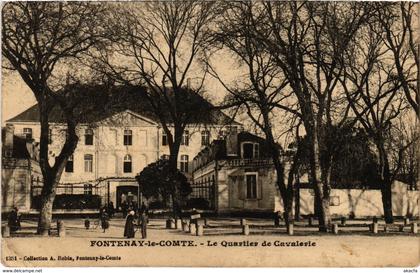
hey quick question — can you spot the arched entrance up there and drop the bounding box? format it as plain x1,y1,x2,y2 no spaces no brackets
116,185,138,210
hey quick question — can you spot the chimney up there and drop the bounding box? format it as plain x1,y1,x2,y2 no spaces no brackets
3,124,14,157
226,127,238,156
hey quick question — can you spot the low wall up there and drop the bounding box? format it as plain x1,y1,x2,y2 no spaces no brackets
298,188,419,217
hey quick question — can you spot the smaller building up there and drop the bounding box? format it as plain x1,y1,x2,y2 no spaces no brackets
191,130,280,214
2,124,42,213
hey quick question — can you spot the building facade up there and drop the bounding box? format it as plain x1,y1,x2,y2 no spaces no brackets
191,130,282,213
5,98,241,212
2,125,42,213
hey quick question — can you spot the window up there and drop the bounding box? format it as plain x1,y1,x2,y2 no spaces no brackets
180,155,189,172
84,154,93,172
254,143,259,158
84,184,93,195
23,128,32,140
48,129,52,144
242,142,260,159
85,129,93,145
181,130,189,146
65,155,74,173
124,129,132,145
123,154,132,173
243,143,254,159
64,185,73,194
246,174,257,199
201,130,210,146
162,132,168,146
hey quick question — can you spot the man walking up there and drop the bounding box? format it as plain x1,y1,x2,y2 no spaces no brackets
140,210,148,239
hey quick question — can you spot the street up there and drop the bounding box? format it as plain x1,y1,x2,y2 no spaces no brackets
2,218,419,267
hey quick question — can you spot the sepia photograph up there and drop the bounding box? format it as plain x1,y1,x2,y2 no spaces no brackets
1,0,419,269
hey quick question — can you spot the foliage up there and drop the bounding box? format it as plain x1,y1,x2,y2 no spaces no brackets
136,159,192,202
184,198,210,210
148,201,166,210
329,127,381,189
32,195,101,210
292,124,381,189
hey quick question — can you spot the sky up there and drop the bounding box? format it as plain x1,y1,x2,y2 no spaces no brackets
1,70,37,125
0,55,239,126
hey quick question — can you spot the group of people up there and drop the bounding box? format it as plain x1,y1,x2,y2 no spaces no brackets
98,201,149,239
120,200,140,218
7,202,148,239
124,203,148,239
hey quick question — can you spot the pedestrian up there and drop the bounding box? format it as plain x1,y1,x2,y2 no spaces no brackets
124,210,136,238
107,201,115,218
8,207,20,232
140,210,148,239
128,201,134,212
84,217,90,229
100,207,110,233
132,201,138,213
139,202,147,214
121,200,128,218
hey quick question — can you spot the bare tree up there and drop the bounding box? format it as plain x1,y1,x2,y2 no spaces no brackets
230,1,373,231
376,2,419,196
2,2,106,235
209,2,304,225
391,115,418,191
340,19,414,223
91,2,219,216
377,2,419,117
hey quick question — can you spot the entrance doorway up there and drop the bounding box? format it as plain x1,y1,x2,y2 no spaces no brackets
116,186,138,210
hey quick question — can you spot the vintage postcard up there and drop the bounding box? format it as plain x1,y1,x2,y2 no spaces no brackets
1,0,419,268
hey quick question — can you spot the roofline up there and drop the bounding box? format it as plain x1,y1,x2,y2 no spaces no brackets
7,106,243,127
123,110,158,125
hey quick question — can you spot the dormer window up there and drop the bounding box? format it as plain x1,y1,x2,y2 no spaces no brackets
242,142,260,159
254,143,259,158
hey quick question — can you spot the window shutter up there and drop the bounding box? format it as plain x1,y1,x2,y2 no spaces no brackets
257,175,262,200
238,175,245,200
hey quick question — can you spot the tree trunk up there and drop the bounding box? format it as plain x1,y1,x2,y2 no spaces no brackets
36,98,78,234
309,127,331,232
294,175,300,221
381,181,393,223
168,126,183,218
377,142,394,224
259,107,295,225
283,190,294,225
37,189,56,236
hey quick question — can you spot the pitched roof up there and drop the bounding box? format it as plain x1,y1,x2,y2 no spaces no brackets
7,84,241,126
